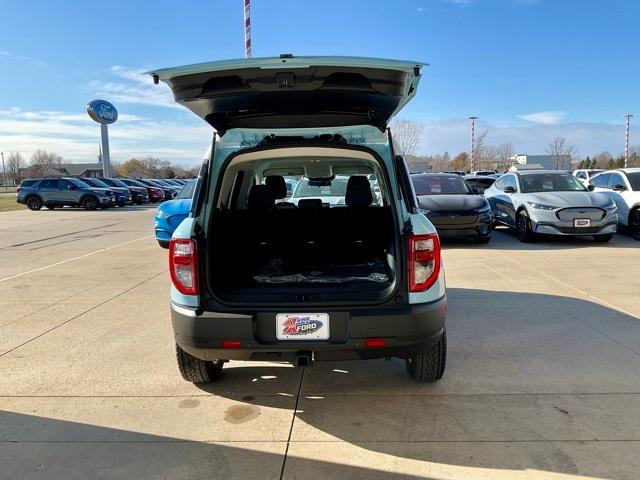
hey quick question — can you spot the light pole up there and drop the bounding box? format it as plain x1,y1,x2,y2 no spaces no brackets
244,0,252,58
624,114,633,168
469,116,478,172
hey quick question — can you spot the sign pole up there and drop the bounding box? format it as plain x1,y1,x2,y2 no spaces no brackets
100,124,111,177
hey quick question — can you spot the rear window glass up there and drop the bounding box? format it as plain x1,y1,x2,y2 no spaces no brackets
412,175,471,195
626,173,640,191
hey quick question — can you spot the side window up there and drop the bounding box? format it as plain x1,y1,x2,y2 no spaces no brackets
57,180,71,189
576,171,586,179
39,180,56,189
591,173,610,188
494,177,506,191
608,174,625,189
503,175,517,190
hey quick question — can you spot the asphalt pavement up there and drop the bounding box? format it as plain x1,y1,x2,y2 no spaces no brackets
1,206,639,480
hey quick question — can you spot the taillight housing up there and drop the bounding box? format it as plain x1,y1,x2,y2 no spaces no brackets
169,239,199,295
408,233,441,292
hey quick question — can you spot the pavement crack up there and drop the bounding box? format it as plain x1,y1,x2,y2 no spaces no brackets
279,367,305,480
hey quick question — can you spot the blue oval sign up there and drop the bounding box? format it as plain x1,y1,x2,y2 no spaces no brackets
87,99,118,124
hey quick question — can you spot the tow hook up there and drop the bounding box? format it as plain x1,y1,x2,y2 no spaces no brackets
295,352,313,368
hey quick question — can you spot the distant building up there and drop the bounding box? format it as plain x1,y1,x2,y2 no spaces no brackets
510,154,571,171
508,163,546,172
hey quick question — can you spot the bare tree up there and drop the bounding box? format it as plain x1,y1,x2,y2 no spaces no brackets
496,143,514,171
6,152,26,184
29,150,63,177
546,137,577,170
391,119,425,156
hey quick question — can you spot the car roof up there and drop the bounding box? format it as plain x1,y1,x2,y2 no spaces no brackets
515,170,573,176
411,173,461,178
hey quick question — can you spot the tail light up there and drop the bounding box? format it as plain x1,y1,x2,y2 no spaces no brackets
16,187,22,193
408,233,441,292
169,239,199,295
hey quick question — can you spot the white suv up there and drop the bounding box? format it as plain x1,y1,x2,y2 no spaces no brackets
588,168,640,240
573,169,604,186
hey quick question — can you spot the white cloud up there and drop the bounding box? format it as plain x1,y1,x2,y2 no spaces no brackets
90,65,178,109
518,111,566,125
0,50,47,67
0,107,211,164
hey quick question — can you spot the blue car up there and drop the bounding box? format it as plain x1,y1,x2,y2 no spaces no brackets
154,180,196,248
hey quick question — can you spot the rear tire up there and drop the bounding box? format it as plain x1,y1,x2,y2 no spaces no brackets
405,329,447,383
26,196,42,211
176,344,224,383
629,208,640,241
593,234,614,243
82,196,98,210
516,210,536,243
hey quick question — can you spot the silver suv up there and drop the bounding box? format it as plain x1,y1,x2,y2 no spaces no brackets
16,177,116,210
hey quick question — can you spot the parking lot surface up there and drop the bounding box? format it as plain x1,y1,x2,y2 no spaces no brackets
1,207,640,480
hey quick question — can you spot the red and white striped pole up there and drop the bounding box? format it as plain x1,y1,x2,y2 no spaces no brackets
244,0,252,58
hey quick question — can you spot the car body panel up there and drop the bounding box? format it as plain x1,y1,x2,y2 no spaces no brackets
589,169,640,227
149,56,424,134
155,181,196,244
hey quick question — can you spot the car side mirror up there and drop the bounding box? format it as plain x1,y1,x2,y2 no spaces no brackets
587,184,595,191
612,184,626,192
504,186,516,194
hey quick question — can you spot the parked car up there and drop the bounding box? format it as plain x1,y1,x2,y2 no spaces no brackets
99,177,149,204
412,173,492,243
463,175,496,194
288,175,372,206
155,180,196,248
119,178,165,203
77,177,132,207
151,55,447,384
138,179,176,200
588,168,640,240
468,170,496,177
484,170,618,242
573,169,604,186
16,177,116,210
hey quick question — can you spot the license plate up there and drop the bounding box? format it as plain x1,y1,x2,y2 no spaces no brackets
574,218,591,227
276,313,329,340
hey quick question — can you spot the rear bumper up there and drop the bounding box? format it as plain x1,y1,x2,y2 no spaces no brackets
171,296,447,362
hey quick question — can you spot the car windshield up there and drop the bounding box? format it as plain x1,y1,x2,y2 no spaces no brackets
626,173,640,191
69,178,93,188
293,176,350,198
412,175,471,195
177,181,196,199
85,178,109,188
126,179,146,187
105,178,129,188
520,173,586,193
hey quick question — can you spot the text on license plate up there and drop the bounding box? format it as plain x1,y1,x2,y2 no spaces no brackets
276,313,330,340
574,218,591,227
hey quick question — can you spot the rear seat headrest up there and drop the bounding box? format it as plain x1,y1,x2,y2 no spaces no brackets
345,176,373,207
265,175,287,199
248,185,275,209
298,199,323,209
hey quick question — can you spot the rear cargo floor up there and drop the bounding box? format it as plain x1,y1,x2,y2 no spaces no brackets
252,257,390,286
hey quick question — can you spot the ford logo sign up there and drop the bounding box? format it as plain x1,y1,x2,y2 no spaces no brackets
87,99,118,124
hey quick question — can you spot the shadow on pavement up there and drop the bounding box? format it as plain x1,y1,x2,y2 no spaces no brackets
190,288,640,479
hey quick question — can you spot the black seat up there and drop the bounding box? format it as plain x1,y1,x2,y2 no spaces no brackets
345,176,373,207
265,175,295,208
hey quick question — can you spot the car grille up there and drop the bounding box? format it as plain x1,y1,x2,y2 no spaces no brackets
429,212,479,227
556,207,604,221
554,226,608,234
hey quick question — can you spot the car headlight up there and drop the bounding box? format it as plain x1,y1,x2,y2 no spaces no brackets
604,201,617,211
527,201,557,210
156,209,167,218
475,205,491,214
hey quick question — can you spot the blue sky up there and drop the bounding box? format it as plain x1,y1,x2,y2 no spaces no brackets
0,0,638,164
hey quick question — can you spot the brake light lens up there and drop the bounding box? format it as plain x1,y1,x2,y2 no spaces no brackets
408,233,441,292
169,239,198,295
